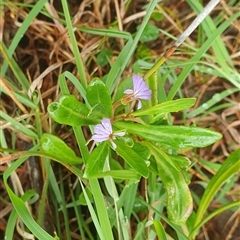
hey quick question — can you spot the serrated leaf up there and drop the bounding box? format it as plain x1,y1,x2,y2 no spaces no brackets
40,133,82,164
84,142,108,178
86,78,112,117
148,143,192,225
114,140,149,178
114,121,222,149
48,94,99,126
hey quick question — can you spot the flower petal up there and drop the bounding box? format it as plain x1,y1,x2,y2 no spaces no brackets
110,140,117,150
101,118,112,134
132,74,152,100
132,75,143,92
124,89,134,94
91,134,109,142
94,124,110,135
137,100,142,109
136,89,152,100
91,118,125,146
113,131,125,137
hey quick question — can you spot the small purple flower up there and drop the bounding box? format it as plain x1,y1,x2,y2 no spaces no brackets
91,118,125,149
124,75,152,109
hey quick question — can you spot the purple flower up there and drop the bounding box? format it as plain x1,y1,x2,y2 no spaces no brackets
124,75,152,109
91,118,125,149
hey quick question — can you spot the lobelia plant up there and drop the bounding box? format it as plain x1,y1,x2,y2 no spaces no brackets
43,73,222,227
1,0,239,239
21,0,226,238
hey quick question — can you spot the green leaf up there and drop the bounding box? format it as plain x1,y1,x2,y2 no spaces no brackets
114,121,222,149
0,110,38,139
114,140,149,178
86,78,112,117
0,42,30,91
131,141,150,160
79,187,93,206
138,24,159,42
153,220,168,240
170,155,191,184
136,44,152,59
3,147,55,240
105,0,159,93
147,143,192,225
131,98,196,117
170,155,191,168
40,133,82,164
96,47,113,67
84,142,108,178
151,12,164,21
88,103,110,119
133,196,148,213
48,94,99,126
89,170,140,180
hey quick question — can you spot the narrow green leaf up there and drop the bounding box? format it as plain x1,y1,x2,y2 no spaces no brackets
86,78,112,117
1,0,48,77
153,220,168,240
106,0,159,93
147,143,193,225
40,133,82,164
48,94,99,126
167,12,240,100
88,180,115,240
88,170,140,180
3,153,55,240
0,110,38,139
78,26,132,39
114,121,222,149
61,0,87,89
190,200,240,240
187,88,239,117
190,148,240,238
5,208,18,240
114,140,149,178
84,142,108,178
0,42,29,91
131,98,196,117
187,0,233,68
79,181,105,240
60,71,87,102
